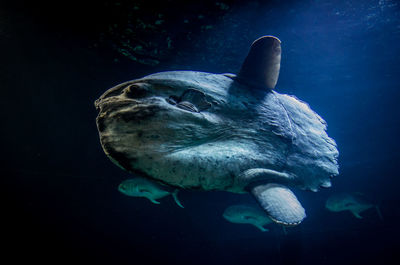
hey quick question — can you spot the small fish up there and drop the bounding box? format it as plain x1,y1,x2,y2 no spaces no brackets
223,204,273,232
325,192,382,220
118,177,184,208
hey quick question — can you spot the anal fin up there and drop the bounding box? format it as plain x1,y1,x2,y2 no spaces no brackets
250,183,306,226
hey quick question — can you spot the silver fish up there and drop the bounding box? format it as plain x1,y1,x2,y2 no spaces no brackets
325,192,382,220
223,204,273,232
118,177,184,208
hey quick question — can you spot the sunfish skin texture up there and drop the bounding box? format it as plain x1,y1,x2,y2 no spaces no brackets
96,71,338,193
118,177,184,208
223,204,273,232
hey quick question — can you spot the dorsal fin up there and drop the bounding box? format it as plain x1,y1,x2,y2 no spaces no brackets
236,36,281,90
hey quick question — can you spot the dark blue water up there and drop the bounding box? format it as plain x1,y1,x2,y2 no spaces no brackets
2,0,399,264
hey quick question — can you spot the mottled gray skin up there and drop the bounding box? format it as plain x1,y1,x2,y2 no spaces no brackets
96,71,338,192
95,36,339,226
223,204,273,232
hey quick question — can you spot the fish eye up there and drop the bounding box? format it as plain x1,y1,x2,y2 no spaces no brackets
180,89,211,111
166,88,211,112
177,101,199,112
124,83,151,98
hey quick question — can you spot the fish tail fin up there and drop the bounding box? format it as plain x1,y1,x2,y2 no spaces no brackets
172,189,184,208
375,205,384,221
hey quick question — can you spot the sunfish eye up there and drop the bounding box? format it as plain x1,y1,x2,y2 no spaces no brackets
180,89,211,111
166,88,211,112
177,101,199,112
124,83,151,98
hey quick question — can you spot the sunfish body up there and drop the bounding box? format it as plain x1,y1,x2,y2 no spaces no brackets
325,193,381,219
118,177,184,208
223,204,273,232
95,36,339,226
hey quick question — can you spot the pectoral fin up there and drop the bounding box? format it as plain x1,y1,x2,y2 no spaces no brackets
250,183,306,226
149,198,161,205
171,189,184,208
254,224,269,232
351,210,363,219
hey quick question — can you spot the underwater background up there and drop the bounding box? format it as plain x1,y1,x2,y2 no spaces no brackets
2,0,399,264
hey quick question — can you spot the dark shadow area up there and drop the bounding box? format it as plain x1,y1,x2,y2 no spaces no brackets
2,0,400,264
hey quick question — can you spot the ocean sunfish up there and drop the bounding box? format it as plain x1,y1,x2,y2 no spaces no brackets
223,204,273,232
118,177,184,208
325,192,382,220
95,36,339,226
